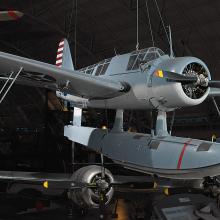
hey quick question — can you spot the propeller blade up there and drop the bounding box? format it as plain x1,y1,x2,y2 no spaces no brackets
163,70,198,84
208,81,220,88
100,153,105,180
155,70,220,89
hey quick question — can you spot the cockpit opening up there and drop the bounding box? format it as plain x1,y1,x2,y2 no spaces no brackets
126,47,164,71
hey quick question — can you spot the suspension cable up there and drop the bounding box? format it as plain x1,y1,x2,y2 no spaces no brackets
145,0,155,47
136,0,139,50
67,0,77,67
67,0,75,39
74,0,78,67
153,0,170,45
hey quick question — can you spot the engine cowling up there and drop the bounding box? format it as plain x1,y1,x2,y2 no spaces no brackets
68,165,114,209
151,57,211,111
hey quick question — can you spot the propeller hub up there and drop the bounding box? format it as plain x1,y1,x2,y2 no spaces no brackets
96,179,109,191
195,74,209,87
182,62,209,99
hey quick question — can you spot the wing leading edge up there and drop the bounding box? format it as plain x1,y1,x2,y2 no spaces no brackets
0,51,128,99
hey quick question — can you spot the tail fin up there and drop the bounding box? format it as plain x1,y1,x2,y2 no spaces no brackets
56,38,74,70
56,39,82,124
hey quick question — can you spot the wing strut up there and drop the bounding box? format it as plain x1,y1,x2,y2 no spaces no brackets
155,111,169,137
72,107,82,171
0,67,23,104
212,97,220,117
112,109,124,132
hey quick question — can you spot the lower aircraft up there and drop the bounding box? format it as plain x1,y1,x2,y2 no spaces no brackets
0,38,220,211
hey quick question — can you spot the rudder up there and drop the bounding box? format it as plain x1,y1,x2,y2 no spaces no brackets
56,39,74,70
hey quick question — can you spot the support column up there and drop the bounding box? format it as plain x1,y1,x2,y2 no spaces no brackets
72,107,82,171
112,109,123,132
73,107,82,126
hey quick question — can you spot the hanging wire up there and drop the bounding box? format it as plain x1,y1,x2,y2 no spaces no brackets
74,0,78,67
66,0,78,67
145,0,155,47
153,0,170,45
67,0,75,39
136,0,139,50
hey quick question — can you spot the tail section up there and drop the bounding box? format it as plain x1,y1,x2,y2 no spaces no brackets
56,39,74,70
56,39,82,126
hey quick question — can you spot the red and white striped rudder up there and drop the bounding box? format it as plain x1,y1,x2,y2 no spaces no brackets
56,39,65,67
56,39,74,71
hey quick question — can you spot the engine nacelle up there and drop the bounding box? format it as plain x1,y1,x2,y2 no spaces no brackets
151,57,210,111
68,165,114,209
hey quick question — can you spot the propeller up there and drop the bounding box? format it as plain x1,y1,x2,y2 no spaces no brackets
98,153,108,219
93,154,155,219
162,70,198,84
154,68,220,88
160,70,220,88
208,81,220,88
154,62,220,100
40,158,156,219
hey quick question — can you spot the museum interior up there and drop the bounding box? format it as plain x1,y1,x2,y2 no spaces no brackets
0,0,219,219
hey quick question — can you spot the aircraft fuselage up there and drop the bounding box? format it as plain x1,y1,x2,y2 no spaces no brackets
58,51,210,111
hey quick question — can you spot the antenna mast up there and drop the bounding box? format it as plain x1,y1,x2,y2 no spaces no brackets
136,0,139,50
168,25,174,58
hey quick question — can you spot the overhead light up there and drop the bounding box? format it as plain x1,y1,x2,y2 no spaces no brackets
102,125,107,130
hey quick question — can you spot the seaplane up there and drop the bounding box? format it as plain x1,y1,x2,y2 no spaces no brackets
0,35,220,211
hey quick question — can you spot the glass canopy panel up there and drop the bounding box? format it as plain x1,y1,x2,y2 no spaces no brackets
127,47,165,70
95,58,112,76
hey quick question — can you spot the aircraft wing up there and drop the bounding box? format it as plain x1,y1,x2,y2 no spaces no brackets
0,171,155,191
0,51,127,99
0,171,72,182
0,171,150,183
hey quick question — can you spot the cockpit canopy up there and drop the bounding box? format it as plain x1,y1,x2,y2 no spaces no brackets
79,58,112,76
79,47,165,75
127,47,165,71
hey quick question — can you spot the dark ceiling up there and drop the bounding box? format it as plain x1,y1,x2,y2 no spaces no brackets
0,0,219,137
1,0,220,71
